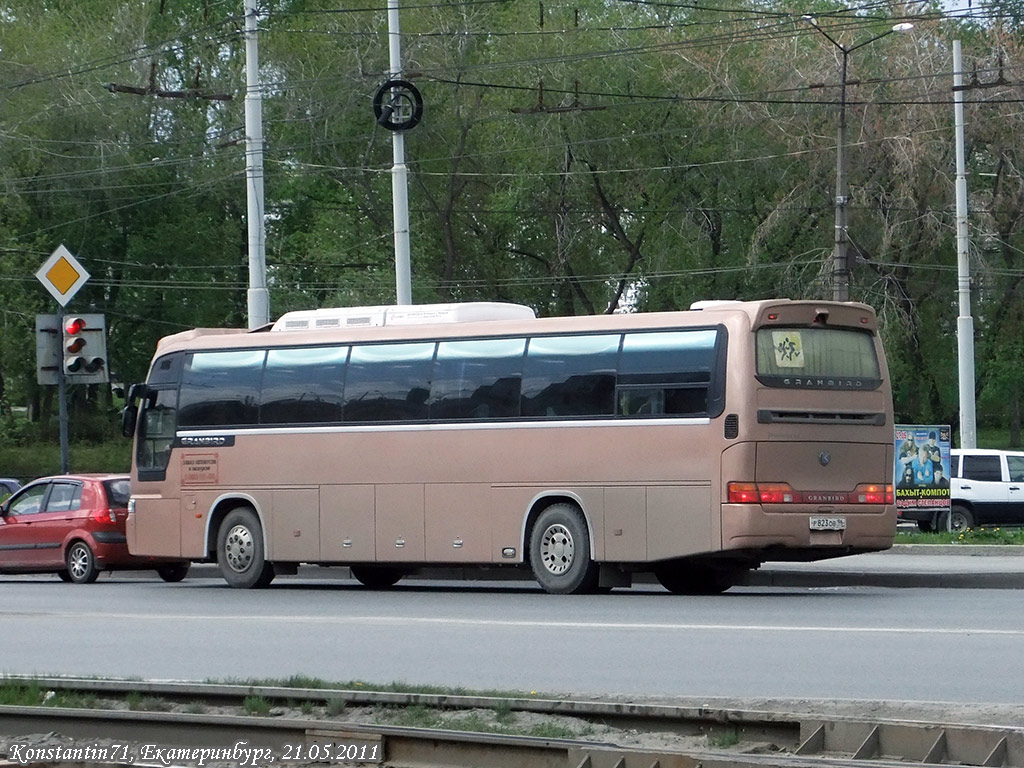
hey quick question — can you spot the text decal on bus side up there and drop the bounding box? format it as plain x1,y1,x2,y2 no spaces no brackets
182,453,219,485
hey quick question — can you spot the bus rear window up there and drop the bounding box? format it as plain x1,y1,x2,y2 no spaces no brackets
755,328,881,389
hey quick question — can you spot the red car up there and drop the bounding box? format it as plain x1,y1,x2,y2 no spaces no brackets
0,474,189,584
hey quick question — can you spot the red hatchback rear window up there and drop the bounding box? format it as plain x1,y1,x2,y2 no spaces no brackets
102,478,131,507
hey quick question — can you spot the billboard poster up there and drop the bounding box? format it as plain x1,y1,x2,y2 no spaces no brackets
894,425,952,511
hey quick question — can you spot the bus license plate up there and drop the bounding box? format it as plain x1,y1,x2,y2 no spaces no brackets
809,516,846,531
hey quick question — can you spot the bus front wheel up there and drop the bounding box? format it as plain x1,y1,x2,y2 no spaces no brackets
529,503,599,595
217,507,275,589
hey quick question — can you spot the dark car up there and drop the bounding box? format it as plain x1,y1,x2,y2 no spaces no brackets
0,474,189,584
0,478,20,501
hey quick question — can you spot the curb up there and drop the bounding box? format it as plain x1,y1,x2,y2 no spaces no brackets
747,569,1024,589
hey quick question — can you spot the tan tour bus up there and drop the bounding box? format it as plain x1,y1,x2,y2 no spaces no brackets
122,299,896,594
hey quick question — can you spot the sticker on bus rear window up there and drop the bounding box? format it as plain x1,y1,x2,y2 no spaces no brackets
771,331,804,368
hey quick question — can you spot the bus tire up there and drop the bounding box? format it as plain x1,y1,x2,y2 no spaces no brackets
217,507,275,589
529,503,599,595
655,564,739,595
350,565,403,588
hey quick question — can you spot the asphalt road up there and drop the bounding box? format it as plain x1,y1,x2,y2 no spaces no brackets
2,555,1024,705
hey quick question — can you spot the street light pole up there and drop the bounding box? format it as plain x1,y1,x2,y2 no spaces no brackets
804,18,914,302
835,48,851,302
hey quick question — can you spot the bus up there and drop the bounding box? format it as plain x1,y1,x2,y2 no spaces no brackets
122,299,896,594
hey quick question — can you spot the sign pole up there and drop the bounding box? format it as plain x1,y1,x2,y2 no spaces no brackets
36,245,91,474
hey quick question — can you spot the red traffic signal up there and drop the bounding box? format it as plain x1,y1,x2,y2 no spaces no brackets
61,314,108,382
65,317,88,335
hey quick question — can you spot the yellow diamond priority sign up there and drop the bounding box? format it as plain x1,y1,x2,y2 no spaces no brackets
36,244,90,306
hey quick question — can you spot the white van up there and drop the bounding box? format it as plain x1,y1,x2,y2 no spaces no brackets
941,449,1024,530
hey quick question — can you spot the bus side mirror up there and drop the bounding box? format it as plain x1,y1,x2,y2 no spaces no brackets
121,383,146,438
126,383,148,402
121,405,138,439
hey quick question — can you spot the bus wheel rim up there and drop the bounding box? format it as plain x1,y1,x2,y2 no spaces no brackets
540,523,574,575
225,524,255,573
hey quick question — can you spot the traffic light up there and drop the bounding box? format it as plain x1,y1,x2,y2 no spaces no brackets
62,313,108,383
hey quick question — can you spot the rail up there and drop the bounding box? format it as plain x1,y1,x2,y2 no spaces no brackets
0,678,1022,767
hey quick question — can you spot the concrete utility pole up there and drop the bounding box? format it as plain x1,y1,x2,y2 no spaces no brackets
953,40,977,449
244,0,270,328
388,0,413,305
803,18,913,302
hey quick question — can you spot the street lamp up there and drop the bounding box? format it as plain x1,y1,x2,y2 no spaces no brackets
803,18,914,301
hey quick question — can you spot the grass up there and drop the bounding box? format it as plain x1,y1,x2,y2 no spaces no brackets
0,681,42,706
0,677,592,743
383,704,442,729
325,697,347,717
242,695,272,716
896,527,1024,545
709,728,741,748
223,676,531,700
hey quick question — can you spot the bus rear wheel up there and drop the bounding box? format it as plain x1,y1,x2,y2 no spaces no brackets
350,566,403,588
529,503,599,595
217,507,275,589
157,563,191,583
655,564,740,595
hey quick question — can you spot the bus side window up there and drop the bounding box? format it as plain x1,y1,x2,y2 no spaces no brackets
618,330,718,419
664,386,708,416
521,334,619,418
618,388,664,416
430,338,525,420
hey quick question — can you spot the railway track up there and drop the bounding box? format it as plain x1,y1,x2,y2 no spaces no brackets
0,677,1022,767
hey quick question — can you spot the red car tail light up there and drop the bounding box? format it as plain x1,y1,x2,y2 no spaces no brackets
91,507,116,524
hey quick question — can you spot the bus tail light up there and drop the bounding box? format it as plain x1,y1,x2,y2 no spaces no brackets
728,482,893,505
727,482,795,504
853,484,894,504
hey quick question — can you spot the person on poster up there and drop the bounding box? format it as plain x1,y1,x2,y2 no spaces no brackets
932,464,950,489
911,445,934,485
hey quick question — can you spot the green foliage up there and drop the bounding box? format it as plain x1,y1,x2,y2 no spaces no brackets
1,0,1022,438
0,682,43,706
0,439,130,481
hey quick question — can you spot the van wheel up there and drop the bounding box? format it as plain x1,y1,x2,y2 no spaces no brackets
529,503,599,594
66,541,99,584
938,505,974,532
350,566,403,588
217,507,275,588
